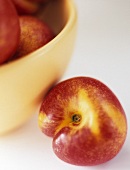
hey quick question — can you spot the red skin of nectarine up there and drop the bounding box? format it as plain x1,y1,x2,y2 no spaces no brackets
39,77,127,166
13,15,55,59
0,0,20,64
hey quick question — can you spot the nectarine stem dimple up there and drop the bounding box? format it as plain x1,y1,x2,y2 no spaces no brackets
72,114,81,124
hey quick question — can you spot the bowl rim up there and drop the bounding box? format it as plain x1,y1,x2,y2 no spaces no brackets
0,0,77,69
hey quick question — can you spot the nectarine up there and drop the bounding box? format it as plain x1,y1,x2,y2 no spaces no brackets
14,15,55,59
38,77,127,166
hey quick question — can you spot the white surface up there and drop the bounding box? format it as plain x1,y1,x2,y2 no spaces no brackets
0,0,130,169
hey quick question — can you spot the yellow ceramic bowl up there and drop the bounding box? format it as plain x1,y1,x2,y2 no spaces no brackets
0,0,77,135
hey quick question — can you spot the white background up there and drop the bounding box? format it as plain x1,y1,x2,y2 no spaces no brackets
0,0,130,169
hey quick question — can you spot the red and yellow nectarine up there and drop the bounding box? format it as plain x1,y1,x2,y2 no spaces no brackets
14,15,55,59
38,77,127,166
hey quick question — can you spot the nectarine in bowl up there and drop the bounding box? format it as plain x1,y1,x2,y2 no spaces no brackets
0,0,77,135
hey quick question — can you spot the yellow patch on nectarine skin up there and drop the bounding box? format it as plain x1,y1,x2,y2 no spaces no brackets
102,102,127,135
38,112,45,129
55,88,101,136
38,112,54,129
55,118,72,135
76,89,100,136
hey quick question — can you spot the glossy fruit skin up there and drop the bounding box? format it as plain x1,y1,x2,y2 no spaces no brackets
0,0,20,64
14,15,55,59
39,77,127,166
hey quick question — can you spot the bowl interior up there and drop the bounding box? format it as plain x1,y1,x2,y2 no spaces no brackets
38,0,71,35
